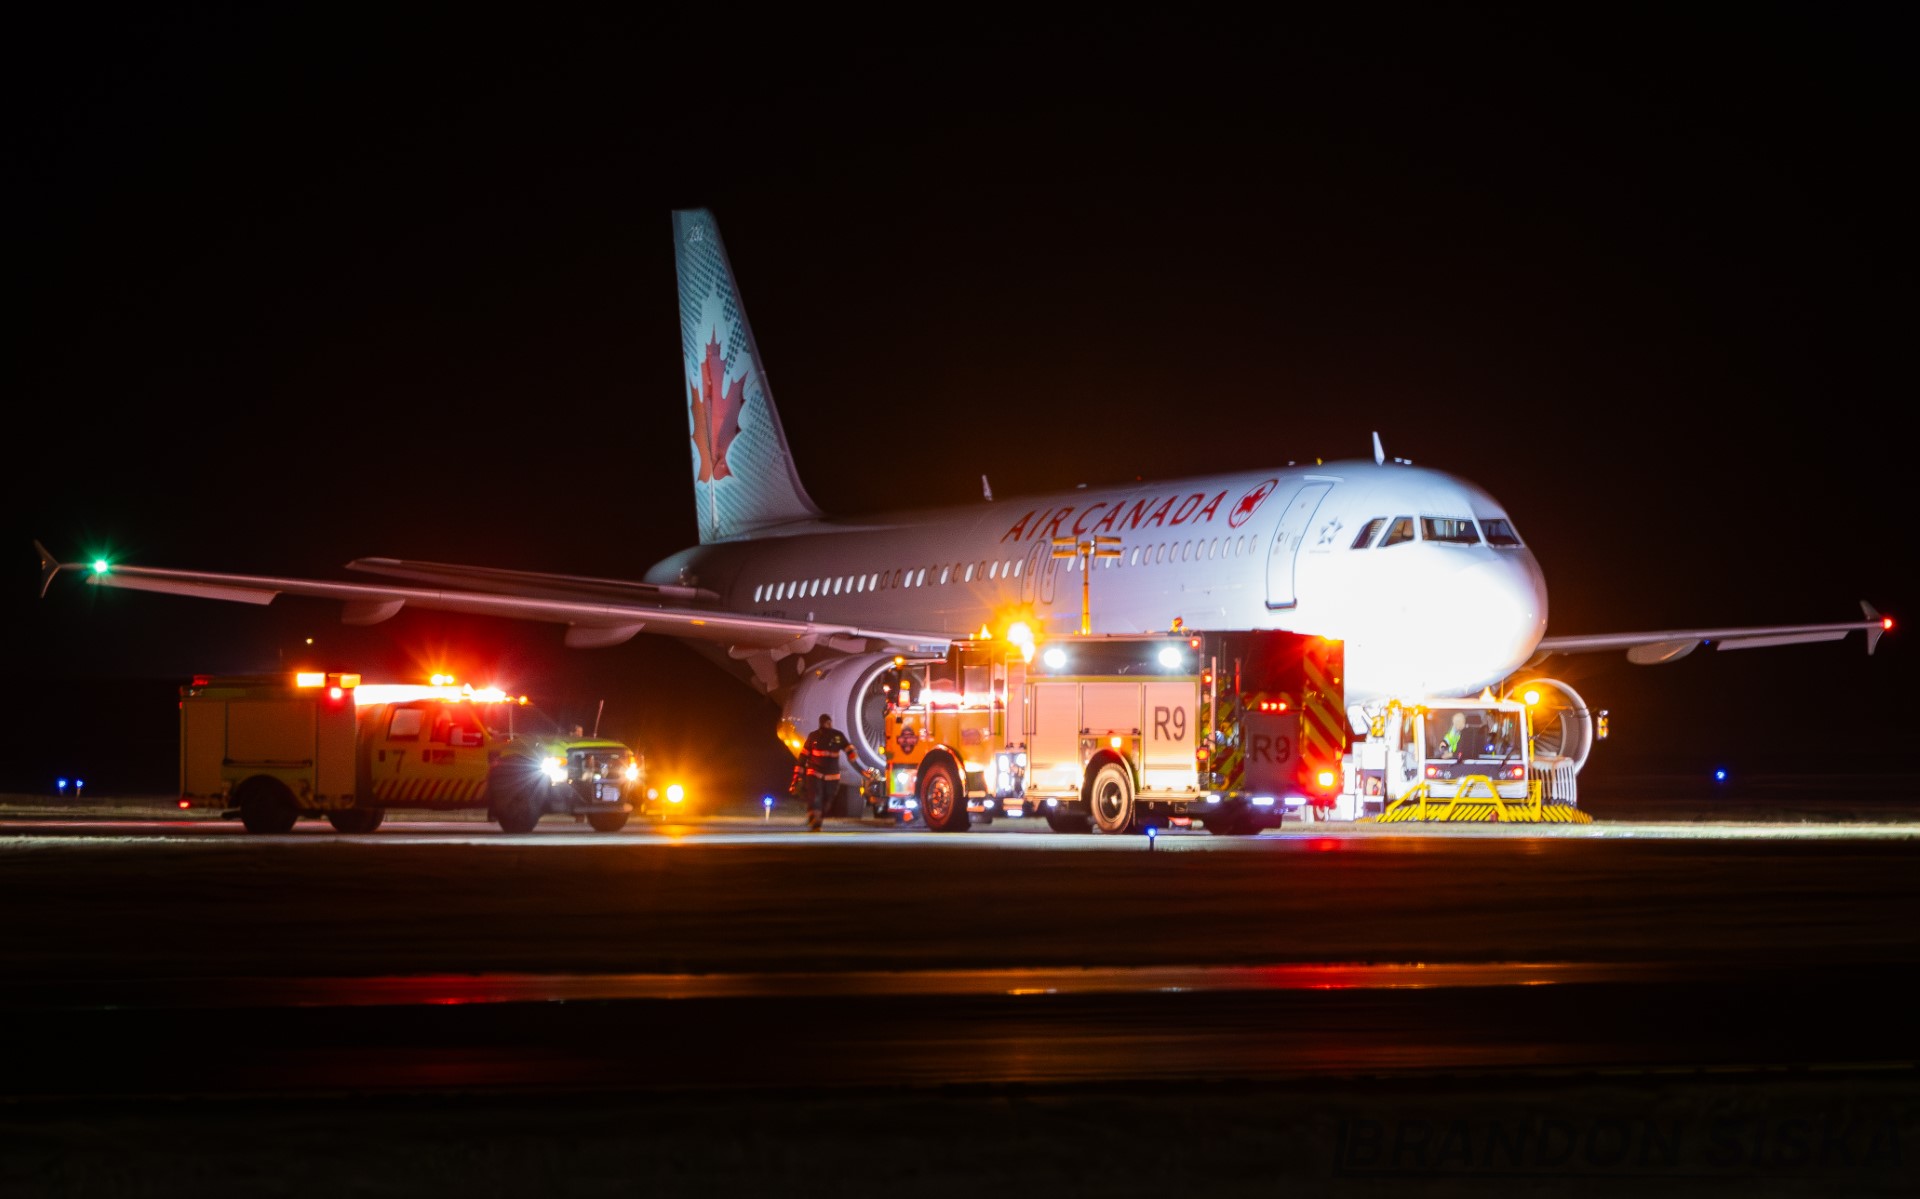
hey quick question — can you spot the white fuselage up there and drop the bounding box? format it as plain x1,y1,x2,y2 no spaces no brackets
646,459,1549,704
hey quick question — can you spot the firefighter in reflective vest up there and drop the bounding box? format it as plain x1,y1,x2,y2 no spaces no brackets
801,714,859,831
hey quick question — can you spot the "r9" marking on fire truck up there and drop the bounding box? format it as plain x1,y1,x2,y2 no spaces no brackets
1247,734,1293,763
1153,705,1188,742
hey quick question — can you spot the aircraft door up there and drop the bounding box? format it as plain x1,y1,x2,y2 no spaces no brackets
1022,541,1054,607
1265,482,1332,608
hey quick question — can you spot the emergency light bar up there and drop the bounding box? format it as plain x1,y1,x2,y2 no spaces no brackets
351,683,513,706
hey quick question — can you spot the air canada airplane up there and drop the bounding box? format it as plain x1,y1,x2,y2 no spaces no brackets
37,209,1891,771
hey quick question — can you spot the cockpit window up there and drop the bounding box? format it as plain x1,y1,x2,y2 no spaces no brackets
1480,517,1523,547
1379,517,1416,548
1421,517,1480,545
1351,517,1387,549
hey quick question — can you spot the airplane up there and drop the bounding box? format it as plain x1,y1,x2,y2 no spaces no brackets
35,208,1892,778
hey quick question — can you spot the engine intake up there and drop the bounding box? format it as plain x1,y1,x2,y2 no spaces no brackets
1505,676,1594,771
776,654,899,771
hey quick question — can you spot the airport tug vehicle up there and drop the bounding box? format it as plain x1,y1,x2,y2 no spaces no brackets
1351,691,1594,825
880,629,1347,834
178,672,632,834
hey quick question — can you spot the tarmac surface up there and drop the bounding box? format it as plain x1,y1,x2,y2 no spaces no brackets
3,782,1917,1196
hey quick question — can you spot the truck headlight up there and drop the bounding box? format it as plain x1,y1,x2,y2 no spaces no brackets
543,757,568,785
624,762,640,782
665,783,685,804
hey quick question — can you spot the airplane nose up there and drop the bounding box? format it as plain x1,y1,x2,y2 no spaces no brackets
1448,552,1548,671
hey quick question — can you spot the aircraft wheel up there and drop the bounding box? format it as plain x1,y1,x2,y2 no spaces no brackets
1044,810,1091,834
1206,812,1262,836
237,778,299,835
326,808,384,834
919,759,970,832
1088,762,1137,834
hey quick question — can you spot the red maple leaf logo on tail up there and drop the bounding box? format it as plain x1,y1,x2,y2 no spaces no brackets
690,329,747,481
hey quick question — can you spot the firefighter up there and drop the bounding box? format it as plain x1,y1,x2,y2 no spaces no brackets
800,713,859,831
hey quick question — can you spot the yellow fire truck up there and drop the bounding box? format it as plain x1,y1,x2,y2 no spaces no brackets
881,629,1345,834
178,672,631,834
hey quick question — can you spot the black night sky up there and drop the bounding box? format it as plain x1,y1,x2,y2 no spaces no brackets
9,10,1914,797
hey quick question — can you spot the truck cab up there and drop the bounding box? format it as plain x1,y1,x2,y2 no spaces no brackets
1346,697,1557,813
537,733,649,831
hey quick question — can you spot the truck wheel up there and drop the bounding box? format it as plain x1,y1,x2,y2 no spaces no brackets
237,778,299,835
326,808,385,834
587,810,629,833
919,759,970,833
491,770,543,834
1044,810,1091,834
1088,762,1136,834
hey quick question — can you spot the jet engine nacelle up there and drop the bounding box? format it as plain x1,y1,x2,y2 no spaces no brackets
1506,676,1595,772
777,653,898,772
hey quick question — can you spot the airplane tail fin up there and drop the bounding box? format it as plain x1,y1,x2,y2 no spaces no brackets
673,209,822,543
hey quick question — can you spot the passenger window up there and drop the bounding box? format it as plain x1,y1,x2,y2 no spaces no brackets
963,563,974,582
1351,517,1387,549
1012,560,1022,577
1380,517,1416,548
387,706,424,741
434,707,484,747
940,566,951,585
987,562,998,580
1480,518,1524,547
1421,517,1480,545
915,568,926,586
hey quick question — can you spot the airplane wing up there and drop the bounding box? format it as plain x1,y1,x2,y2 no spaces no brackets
1534,602,1891,665
33,543,954,689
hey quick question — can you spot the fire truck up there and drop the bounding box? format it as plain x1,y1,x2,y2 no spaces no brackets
178,672,632,834
880,630,1346,834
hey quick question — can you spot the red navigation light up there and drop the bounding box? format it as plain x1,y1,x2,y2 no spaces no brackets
1885,616,1895,630
177,800,190,810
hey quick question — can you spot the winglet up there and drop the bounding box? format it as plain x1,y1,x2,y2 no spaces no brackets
33,540,66,599
1864,601,1889,655
1372,432,1385,465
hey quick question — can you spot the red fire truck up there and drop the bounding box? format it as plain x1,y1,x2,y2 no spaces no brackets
881,629,1345,834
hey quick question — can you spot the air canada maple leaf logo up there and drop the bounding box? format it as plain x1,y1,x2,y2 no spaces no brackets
690,329,746,481
1228,479,1278,527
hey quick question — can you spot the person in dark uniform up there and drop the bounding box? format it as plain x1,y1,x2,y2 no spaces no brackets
800,714,859,831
